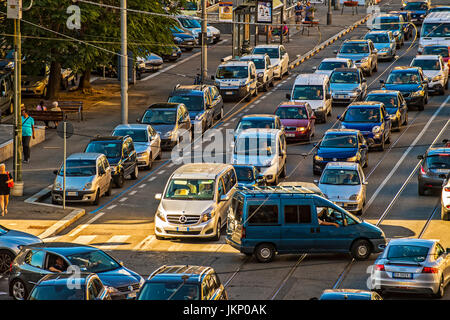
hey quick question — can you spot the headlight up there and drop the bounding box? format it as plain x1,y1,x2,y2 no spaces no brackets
257,72,264,78
156,208,166,222
165,131,173,137
106,286,119,294
372,126,381,133
174,36,182,42
55,182,62,189
349,194,359,201
347,156,358,161
420,14,424,18
340,124,346,129
297,127,306,132
314,155,323,161
380,48,389,52
84,182,93,190
360,57,369,63
432,75,442,82
202,210,213,222
411,90,424,97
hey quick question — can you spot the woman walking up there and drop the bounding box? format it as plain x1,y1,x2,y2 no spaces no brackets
0,164,12,216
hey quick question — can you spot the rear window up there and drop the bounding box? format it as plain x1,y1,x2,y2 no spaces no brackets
425,154,450,170
248,205,279,225
387,245,429,262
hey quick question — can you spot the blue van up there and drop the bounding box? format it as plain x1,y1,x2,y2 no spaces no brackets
226,187,386,263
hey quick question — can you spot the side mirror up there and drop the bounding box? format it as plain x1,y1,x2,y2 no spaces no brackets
333,50,338,54
210,75,215,80
312,66,317,71
53,170,58,175
286,93,291,100
362,78,367,83
417,155,424,160
379,79,385,84
155,193,162,200
313,179,319,184
220,194,230,202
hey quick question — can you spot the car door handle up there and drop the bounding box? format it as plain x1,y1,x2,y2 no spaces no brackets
310,228,315,233
316,227,320,233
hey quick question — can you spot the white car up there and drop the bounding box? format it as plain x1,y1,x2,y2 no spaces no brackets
240,54,274,91
252,45,289,80
442,176,450,220
207,24,221,43
313,58,356,77
411,55,449,95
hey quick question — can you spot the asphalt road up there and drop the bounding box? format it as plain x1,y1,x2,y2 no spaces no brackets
1,0,449,300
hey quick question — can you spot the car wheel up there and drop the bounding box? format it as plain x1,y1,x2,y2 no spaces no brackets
418,184,426,196
385,133,391,144
441,206,449,221
373,62,378,73
245,93,251,102
378,137,385,152
273,174,279,186
270,78,275,87
263,82,269,92
425,94,428,105
418,99,425,111
432,276,445,299
10,279,28,300
439,86,445,96
0,250,14,274
351,239,372,260
156,148,162,160
363,155,368,168
255,243,275,263
115,173,125,188
445,80,448,90
105,181,112,196
131,165,139,180
212,219,221,241
322,111,328,124
403,113,408,125
146,154,152,170
92,189,100,206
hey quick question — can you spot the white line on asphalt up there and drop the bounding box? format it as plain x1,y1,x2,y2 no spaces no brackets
43,236,61,242
168,163,174,168
68,212,106,237
133,235,156,251
254,100,261,104
158,170,166,175
130,190,137,196
119,197,127,202
73,235,97,245
148,177,156,182
96,235,130,250
139,184,147,189
0,292,7,296
107,204,117,210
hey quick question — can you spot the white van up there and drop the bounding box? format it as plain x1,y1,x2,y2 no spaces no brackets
418,12,450,53
286,73,333,123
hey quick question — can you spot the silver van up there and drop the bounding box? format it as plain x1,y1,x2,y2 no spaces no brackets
51,153,112,205
154,163,237,240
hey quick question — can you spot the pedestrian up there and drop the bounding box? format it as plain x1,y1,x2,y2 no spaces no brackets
0,163,13,216
50,101,61,128
294,1,304,30
36,100,49,128
305,1,315,22
21,107,35,164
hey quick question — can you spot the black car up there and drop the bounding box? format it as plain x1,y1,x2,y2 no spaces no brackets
9,242,143,300
170,26,196,51
85,136,138,188
158,45,182,62
417,146,450,195
0,70,13,116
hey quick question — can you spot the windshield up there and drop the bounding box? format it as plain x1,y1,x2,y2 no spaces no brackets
22,63,46,77
321,134,358,148
66,250,120,273
234,166,256,182
184,2,198,10
404,2,428,10
216,66,248,79
421,23,450,37
236,119,275,131
86,142,122,159
366,94,398,108
320,169,361,185
365,33,390,43
330,71,359,83
235,136,275,157
165,179,215,200
178,17,201,29
112,129,148,143
343,108,381,122
29,285,85,300
426,154,450,170
291,85,323,100
169,95,204,111
387,245,429,262
138,282,200,300
318,61,348,70
171,26,185,33
386,71,420,84
423,46,449,57
275,107,308,119
374,17,400,31
411,59,441,70
142,109,177,125
242,58,265,69
59,160,96,176
340,43,370,54
253,47,279,59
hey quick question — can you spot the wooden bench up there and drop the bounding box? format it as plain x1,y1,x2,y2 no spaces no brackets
43,100,84,122
26,110,65,127
301,20,320,36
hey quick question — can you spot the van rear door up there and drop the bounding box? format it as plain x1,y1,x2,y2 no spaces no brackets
226,195,245,246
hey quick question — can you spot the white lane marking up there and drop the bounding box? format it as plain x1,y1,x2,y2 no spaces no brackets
139,184,147,189
0,292,7,295
97,235,131,250
44,236,61,242
366,95,450,210
254,100,261,104
260,95,266,99
119,197,128,202
148,177,156,182
222,123,231,127
68,212,106,237
107,204,117,210
130,190,137,196
158,170,166,175
73,235,97,245
168,163,174,168
133,235,155,251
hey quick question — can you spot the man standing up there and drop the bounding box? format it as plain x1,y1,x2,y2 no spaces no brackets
21,107,35,163
294,1,304,30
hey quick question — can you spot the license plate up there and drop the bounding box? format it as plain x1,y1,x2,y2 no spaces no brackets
393,272,413,279
127,291,137,299
177,227,189,232
225,91,234,95
336,202,344,206
67,191,78,196
337,95,347,99
286,133,295,137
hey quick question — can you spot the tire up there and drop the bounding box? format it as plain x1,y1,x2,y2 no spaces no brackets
156,148,162,160
255,243,276,263
280,165,286,178
432,276,445,299
0,250,14,274
403,113,408,126
363,155,368,168
245,93,251,102
263,82,269,92
105,181,112,196
424,94,428,105
253,88,257,97
418,184,426,196
351,239,372,260
385,133,391,144
212,219,221,241
146,154,152,170
92,189,100,206
273,174,279,186
378,137,385,152
373,62,378,73
441,206,449,221
115,173,125,188
445,80,448,90
10,279,28,300
439,86,445,96
130,165,139,180
322,111,328,124
269,78,275,87
418,100,425,111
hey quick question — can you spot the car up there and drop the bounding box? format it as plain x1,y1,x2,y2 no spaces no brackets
136,53,163,73
234,114,283,140
335,39,378,76
154,163,237,240
138,102,192,150
313,58,356,77
233,164,265,188
28,273,111,300
422,45,450,67
278,181,325,197
226,186,387,262
0,70,13,115
170,25,196,51
429,6,450,13
318,289,383,300
21,63,48,97
168,84,222,133
0,225,42,274
313,129,369,175
403,0,430,25
370,14,406,48
51,153,113,205
158,45,182,62
84,136,138,188
370,238,450,298
175,15,214,44
388,11,415,40
274,101,316,142
329,68,367,106
317,162,367,215
441,175,450,220
338,102,392,151
252,44,289,80
232,129,287,185
0,49,14,70
112,124,161,170
418,12,450,53
364,30,397,61
240,54,274,91
417,146,450,195
365,90,408,131
207,24,221,43
204,84,224,120
410,55,449,95
9,242,144,300
138,265,228,300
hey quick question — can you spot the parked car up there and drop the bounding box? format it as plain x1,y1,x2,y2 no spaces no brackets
317,162,367,215
136,53,164,73
252,44,289,80
175,15,214,44
154,163,237,240
422,45,450,67
0,225,42,274
226,186,386,262
417,146,450,195
403,0,430,25
274,101,316,142
9,242,144,300
234,114,283,140
313,129,369,175
138,265,228,300
313,58,356,77
410,55,449,95
370,14,406,48
0,49,14,70
240,54,274,91
329,68,367,106
28,273,111,300
335,39,378,76
364,30,397,61
138,102,192,150
112,124,161,170
207,24,221,43
233,164,265,188
370,238,450,298
51,153,112,205
381,66,429,110
21,63,48,97
84,136,138,188
319,289,383,300
170,25,196,51
365,90,408,131
158,45,182,62
0,70,13,115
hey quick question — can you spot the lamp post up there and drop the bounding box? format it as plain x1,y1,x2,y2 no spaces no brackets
327,0,332,25
120,0,128,124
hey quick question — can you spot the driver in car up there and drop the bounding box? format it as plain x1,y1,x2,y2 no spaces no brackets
317,208,340,228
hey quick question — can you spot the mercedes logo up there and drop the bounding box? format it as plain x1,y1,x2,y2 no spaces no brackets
179,215,187,224
128,285,133,292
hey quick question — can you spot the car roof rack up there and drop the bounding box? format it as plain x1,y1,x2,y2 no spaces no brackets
148,265,168,279
236,185,321,196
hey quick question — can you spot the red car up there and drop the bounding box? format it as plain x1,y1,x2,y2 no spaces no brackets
275,102,316,142
422,45,450,67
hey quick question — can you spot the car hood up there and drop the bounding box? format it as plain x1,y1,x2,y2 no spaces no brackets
281,118,310,128
172,32,195,40
337,53,369,61
97,267,142,288
300,100,324,110
270,58,281,66
161,199,212,215
422,70,441,80
330,83,359,92
318,184,362,200
315,70,333,77
233,154,274,167
54,175,94,189
133,142,151,153
374,43,391,50
317,147,358,158
0,230,42,248
189,110,204,119
21,75,47,86
341,121,380,132
151,124,175,136
384,83,421,93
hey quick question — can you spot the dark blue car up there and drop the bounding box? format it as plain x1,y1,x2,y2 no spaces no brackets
403,1,430,25
313,129,369,175
170,26,195,51
365,89,408,131
337,102,392,151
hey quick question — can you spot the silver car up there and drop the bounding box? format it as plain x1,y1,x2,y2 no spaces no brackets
317,162,367,215
112,124,161,170
370,238,450,298
51,153,112,205
0,225,42,273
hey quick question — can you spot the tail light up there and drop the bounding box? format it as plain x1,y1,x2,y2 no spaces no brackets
420,166,426,175
241,227,246,239
422,267,438,274
375,264,385,271
444,187,450,192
